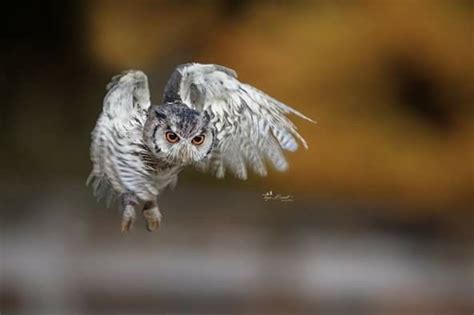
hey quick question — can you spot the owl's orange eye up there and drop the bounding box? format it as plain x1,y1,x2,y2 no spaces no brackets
165,131,180,143
192,135,205,145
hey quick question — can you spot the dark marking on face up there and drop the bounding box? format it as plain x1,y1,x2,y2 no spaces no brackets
152,124,161,153
205,128,216,156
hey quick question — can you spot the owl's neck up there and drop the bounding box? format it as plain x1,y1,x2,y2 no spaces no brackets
140,146,181,172
156,159,180,170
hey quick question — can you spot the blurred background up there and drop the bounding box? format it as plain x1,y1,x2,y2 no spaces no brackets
1,1,473,314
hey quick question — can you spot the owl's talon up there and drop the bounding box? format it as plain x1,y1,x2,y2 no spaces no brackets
121,204,136,233
145,218,159,232
121,217,134,233
142,204,161,232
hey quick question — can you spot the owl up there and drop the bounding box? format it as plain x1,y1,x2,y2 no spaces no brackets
88,63,314,232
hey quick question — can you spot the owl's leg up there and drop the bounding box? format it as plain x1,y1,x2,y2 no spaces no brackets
142,200,161,232
120,193,138,233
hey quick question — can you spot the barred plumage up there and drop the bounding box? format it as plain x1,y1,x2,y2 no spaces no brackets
87,70,161,204
88,63,314,232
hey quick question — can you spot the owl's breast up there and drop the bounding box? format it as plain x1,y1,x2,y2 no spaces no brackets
152,165,183,193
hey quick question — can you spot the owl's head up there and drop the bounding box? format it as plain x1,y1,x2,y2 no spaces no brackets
144,103,214,165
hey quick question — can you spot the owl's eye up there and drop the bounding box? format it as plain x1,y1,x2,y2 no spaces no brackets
191,135,205,145
165,131,180,143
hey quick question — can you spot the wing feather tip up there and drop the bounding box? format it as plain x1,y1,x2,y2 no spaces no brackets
296,113,317,124
106,70,147,91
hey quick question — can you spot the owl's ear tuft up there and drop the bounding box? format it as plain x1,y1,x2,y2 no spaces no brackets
202,111,211,124
155,110,167,120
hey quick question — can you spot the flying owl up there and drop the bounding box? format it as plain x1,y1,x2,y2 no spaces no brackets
88,63,313,232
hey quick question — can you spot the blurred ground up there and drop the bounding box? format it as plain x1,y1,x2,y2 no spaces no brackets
1,1,473,314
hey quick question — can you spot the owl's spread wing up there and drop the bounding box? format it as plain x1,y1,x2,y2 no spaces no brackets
163,63,314,179
88,70,158,204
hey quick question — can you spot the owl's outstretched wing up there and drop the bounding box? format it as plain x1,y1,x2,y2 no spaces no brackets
88,70,157,204
163,63,314,179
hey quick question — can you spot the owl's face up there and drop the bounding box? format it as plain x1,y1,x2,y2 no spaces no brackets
144,103,214,165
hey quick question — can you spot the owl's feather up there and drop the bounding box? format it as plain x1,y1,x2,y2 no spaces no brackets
163,63,314,180
87,70,159,203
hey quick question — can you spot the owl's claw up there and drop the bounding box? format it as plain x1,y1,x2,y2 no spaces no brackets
142,202,161,232
121,205,136,233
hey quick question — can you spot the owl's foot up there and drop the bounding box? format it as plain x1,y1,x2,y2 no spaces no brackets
142,201,161,232
120,193,138,233
121,205,136,232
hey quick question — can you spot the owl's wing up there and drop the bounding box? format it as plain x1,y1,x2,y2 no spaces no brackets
88,70,157,204
163,63,314,179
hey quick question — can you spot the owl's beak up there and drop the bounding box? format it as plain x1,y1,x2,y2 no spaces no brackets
181,149,193,164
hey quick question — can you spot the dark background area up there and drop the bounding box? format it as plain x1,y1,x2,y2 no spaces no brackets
1,1,473,314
